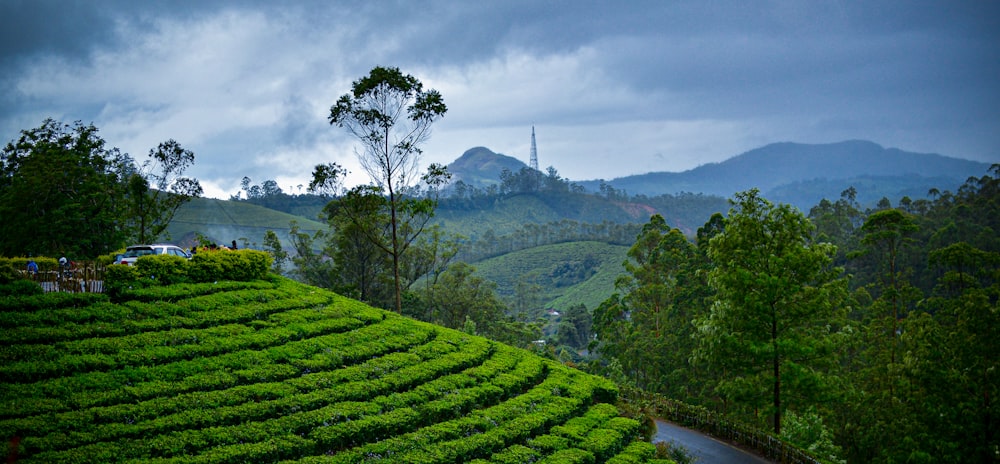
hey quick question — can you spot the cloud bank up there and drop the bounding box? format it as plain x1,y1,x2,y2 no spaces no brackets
2,0,997,198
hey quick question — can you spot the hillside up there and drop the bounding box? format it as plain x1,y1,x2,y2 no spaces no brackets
166,196,328,249
471,241,629,314
0,277,668,463
435,191,725,240
581,140,991,209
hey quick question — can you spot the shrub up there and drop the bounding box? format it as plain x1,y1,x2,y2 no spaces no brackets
189,250,271,283
135,254,190,285
103,264,142,298
0,279,43,297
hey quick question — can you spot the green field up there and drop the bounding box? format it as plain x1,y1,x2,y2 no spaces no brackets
0,277,673,463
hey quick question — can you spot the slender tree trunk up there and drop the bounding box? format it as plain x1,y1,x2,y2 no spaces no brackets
772,308,781,435
390,192,401,313
385,137,402,314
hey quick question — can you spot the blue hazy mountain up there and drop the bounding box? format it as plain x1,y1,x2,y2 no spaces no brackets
576,140,990,208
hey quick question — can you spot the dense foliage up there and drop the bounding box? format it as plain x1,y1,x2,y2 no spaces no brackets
0,119,203,258
0,276,679,463
591,165,1000,463
0,119,133,258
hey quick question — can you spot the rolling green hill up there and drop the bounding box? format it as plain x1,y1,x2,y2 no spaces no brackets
434,193,645,240
0,277,672,463
166,196,328,249
471,241,629,313
434,191,721,240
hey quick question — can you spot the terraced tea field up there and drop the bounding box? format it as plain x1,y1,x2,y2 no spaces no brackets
1,277,671,463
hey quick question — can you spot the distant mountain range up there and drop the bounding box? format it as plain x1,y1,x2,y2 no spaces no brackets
447,140,992,209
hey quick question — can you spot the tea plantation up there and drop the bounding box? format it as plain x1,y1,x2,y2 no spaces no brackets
0,276,673,463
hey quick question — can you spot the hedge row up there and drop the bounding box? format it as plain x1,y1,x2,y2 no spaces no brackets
0,290,350,344
2,316,369,382
304,366,617,463
22,333,509,461
1,317,436,422
103,250,273,296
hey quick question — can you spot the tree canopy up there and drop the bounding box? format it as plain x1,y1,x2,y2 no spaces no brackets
0,119,202,258
0,119,132,258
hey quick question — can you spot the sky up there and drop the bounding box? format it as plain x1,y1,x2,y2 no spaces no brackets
2,0,998,199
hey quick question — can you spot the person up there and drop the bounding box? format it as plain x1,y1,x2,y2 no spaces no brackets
26,259,38,275
59,256,72,280
231,240,238,250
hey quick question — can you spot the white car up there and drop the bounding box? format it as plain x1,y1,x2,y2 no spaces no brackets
118,244,191,265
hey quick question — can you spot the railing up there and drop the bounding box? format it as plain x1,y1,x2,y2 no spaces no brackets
629,388,823,464
21,261,106,293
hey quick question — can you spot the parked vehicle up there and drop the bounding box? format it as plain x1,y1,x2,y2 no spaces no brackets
118,244,191,265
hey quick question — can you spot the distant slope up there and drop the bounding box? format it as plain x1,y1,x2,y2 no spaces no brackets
581,140,990,208
767,174,969,209
166,196,328,249
447,146,528,188
435,192,645,239
471,241,629,312
435,191,725,239
0,277,663,462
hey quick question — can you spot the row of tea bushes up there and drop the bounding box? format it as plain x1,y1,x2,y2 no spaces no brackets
1,276,669,463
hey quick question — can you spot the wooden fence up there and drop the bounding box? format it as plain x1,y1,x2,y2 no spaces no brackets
22,261,106,293
631,388,823,464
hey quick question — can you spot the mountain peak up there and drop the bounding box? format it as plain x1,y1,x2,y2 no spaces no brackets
448,147,528,188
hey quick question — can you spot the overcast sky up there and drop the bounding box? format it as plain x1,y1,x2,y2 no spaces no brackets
2,0,998,199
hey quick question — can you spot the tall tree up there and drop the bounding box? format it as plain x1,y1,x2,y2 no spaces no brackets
0,119,132,258
328,66,448,313
126,139,203,244
853,208,920,366
593,214,708,398
695,189,848,435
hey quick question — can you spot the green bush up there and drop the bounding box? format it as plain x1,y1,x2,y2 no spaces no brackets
135,254,189,285
189,250,271,283
0,279,43,296
107,250,273,296
103,264,142,297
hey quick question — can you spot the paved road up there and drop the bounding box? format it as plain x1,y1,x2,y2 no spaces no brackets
653,419,773,464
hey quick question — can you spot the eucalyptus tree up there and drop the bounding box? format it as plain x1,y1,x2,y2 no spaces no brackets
327,66,448,313
695,189,849,435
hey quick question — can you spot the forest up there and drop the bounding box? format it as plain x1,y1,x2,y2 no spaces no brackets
588,168,1000,463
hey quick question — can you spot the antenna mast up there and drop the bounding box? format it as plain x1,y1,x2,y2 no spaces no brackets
529,126,539,171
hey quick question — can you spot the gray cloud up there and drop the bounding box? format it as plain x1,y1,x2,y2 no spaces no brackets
1,0,998,198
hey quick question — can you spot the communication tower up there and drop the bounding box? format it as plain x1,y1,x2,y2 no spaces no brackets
529,126,539,171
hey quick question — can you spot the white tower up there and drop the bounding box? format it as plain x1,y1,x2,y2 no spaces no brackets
529,126,539,171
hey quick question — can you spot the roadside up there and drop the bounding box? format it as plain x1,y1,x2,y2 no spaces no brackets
653,419,773,464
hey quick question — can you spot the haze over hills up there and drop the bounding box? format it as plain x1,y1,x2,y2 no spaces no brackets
448,140,991,210
577,140,991,208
